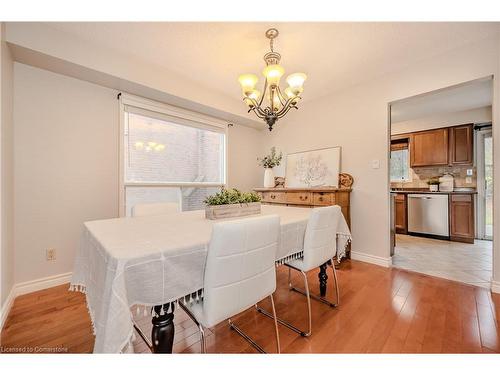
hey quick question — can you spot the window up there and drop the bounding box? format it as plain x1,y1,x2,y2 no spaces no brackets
120,95,227,216
390,142,410,182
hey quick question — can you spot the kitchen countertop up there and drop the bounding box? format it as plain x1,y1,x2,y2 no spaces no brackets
391,189,477,194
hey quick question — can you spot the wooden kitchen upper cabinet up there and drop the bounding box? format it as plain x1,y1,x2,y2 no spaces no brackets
449,124,473,165
450,194,475,243
410,128,449,167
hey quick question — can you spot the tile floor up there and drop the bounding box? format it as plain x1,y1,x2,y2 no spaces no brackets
392,234,493,289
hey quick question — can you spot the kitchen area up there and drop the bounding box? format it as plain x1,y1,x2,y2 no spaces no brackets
390,78,493,288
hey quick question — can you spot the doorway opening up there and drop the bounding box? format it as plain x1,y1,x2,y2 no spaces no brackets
389,77,494,289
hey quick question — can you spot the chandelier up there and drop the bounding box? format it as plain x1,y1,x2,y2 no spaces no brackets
238,28,307,131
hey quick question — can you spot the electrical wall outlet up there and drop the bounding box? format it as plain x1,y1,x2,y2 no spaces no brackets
46,248,56,261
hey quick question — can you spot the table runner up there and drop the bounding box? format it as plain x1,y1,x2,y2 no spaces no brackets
70,205,351,353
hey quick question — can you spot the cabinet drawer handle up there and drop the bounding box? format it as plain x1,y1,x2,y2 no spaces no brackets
300,195,307,201
318,197,324,201
270,194,276,199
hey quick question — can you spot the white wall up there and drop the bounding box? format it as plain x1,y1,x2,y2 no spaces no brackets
1,24,15,310
5,23,261,130
264,34,500,271
12,63,265,284
392,106,492,135
13,64,119,283
227,124,263,191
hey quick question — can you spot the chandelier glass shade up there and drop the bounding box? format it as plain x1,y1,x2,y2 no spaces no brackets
238,28,306,131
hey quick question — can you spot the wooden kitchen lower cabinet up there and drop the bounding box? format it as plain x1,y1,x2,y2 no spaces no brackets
394,194,407,234
450,194,475,243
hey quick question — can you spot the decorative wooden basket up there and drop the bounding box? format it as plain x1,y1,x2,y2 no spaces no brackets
205,202,261,220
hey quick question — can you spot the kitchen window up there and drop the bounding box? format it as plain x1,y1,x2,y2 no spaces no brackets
390,141,410,183
119,94,227,216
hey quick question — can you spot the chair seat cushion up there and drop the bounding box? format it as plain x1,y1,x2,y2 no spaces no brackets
285,257,309,272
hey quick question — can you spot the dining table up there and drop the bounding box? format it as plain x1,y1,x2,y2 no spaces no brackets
70,204,351,353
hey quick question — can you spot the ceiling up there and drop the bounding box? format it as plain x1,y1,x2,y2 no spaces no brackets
391,78,493,123
43,22,500,103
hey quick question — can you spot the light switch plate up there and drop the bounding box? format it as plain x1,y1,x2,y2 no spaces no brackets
467,169,473,176
371,159,380,169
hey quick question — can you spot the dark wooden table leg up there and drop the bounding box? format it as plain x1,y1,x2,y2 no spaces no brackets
318,263,329,297
151,303,175,353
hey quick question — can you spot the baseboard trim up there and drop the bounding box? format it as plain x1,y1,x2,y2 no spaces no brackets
1,272,72,331
492,280,500,294
0,287,16,331
350,251,392,268
14,272,73,297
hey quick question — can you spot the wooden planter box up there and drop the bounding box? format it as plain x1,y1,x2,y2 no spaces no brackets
205,202,261,220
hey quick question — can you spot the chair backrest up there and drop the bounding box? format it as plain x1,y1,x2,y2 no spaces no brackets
131,202,180,217
201,215,280,327
301,205,342,271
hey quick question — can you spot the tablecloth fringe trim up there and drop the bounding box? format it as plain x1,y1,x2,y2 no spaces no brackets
69,283,96,336
275,250,304,266
132,288,205,318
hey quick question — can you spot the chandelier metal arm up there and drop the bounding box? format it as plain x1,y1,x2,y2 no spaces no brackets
276,103,295,119
244,97,267,118
275,97,299,117
238,28,305,131
258,78,268,108
274,86,287,107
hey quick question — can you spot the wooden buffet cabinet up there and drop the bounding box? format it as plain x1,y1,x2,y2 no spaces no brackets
254,187,351,224
254,187,352,256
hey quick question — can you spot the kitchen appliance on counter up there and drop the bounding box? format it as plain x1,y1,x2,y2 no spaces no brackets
407,193,449,239
439,173,454,192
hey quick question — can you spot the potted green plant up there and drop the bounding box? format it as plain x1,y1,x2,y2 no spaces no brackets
427,177,440,192
204,188,262,220
258,147,283,188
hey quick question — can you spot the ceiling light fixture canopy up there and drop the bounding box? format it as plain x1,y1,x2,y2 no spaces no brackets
238,28,307,131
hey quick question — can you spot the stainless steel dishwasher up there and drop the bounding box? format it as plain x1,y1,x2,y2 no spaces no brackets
407,194,449,238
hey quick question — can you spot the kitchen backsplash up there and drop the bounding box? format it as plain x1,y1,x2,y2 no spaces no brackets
390,165,476,189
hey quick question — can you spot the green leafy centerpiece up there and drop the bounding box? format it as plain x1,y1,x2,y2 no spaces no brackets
204,188,262,220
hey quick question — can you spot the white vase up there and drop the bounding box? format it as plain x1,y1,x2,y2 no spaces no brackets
264,168,275,188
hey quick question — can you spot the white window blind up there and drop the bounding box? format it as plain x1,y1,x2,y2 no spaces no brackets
120,95,227,216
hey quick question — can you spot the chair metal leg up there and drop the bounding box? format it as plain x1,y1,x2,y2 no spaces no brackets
256,269,312,337
228,293,280,353
178,301,207,353
228,319,266,353
330,258,340,306
269,294,281,354
133,321,153,351
288,264,338,308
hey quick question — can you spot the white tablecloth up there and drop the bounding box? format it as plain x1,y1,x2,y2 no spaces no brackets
70,205,351,353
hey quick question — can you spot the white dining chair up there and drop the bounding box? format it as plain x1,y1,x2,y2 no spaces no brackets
178,214,281,353
131,202,180,217
256,205,341,337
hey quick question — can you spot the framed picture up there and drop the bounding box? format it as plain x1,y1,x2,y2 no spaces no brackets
285,146,341,188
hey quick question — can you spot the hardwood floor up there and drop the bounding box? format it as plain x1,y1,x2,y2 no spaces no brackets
1,260,499,354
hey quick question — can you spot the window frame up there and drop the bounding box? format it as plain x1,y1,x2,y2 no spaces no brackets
390,142,411,183
118,93,228,217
